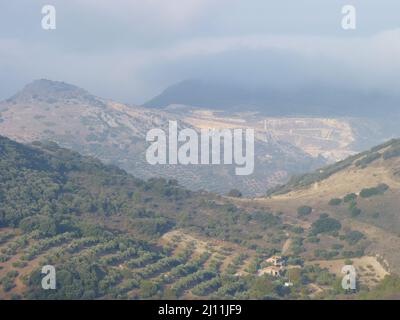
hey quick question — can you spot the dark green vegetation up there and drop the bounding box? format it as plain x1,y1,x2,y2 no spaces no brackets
0,135,303,299
383,142,400,160
344,231,365,246
0,137,184,235
360,184,389,198
0,136,283,247
311,215,341,235
227,189,242,198
343,193,357,203
329,198,342,206
297,206,312,217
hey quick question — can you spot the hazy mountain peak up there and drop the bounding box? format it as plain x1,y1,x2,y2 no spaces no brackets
5,79,97,105
144,78,400,117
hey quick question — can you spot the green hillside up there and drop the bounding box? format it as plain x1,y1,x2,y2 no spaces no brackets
0,136,294,299
1,135,398,300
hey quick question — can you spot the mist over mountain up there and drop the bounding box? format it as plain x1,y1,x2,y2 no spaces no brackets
144,79,400,118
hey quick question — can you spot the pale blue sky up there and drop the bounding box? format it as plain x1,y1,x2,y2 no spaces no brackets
1,0,400,103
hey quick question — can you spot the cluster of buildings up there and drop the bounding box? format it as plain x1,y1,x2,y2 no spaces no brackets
257,255,286,277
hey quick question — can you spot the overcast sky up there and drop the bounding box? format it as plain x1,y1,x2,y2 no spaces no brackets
1,0,400,104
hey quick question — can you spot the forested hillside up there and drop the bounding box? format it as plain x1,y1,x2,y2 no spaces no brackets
0,136,293,299
1,135,399,300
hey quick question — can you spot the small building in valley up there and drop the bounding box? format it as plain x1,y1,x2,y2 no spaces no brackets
258,266,285,277
266,255,285,266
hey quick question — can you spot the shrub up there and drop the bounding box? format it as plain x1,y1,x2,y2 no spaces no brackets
372,212,380,219
344,193,357,203
297,206,312,217
251,212,281,230
332,243,344,250
307,236,320,243
350,207,361,217
227,189,242,198
383,146,400,160
329,198,342,206
139,280,159,298
355,153,381,167
360,184,389,198
345,231,365,245
293,227,304,234
311,216,341,235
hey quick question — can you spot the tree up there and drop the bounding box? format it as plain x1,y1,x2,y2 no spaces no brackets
297,206,312,217
360,184,389,198
343,193,357,203
311,216,341,234
345,231,364,245
350,207,361,217
248,276,275,299
227,189,242,198
329,198,342,206
139,280,159,298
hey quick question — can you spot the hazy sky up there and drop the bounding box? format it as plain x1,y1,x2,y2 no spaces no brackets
1,0,400,103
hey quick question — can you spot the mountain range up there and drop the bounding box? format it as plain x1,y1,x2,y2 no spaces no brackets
0,79,329,195
144,79,400,118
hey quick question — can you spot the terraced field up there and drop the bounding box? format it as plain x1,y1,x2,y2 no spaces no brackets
0,228,257,300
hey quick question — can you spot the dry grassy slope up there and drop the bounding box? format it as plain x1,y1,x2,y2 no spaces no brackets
307,256,389,288
272,155,400,201
249,140,400,273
